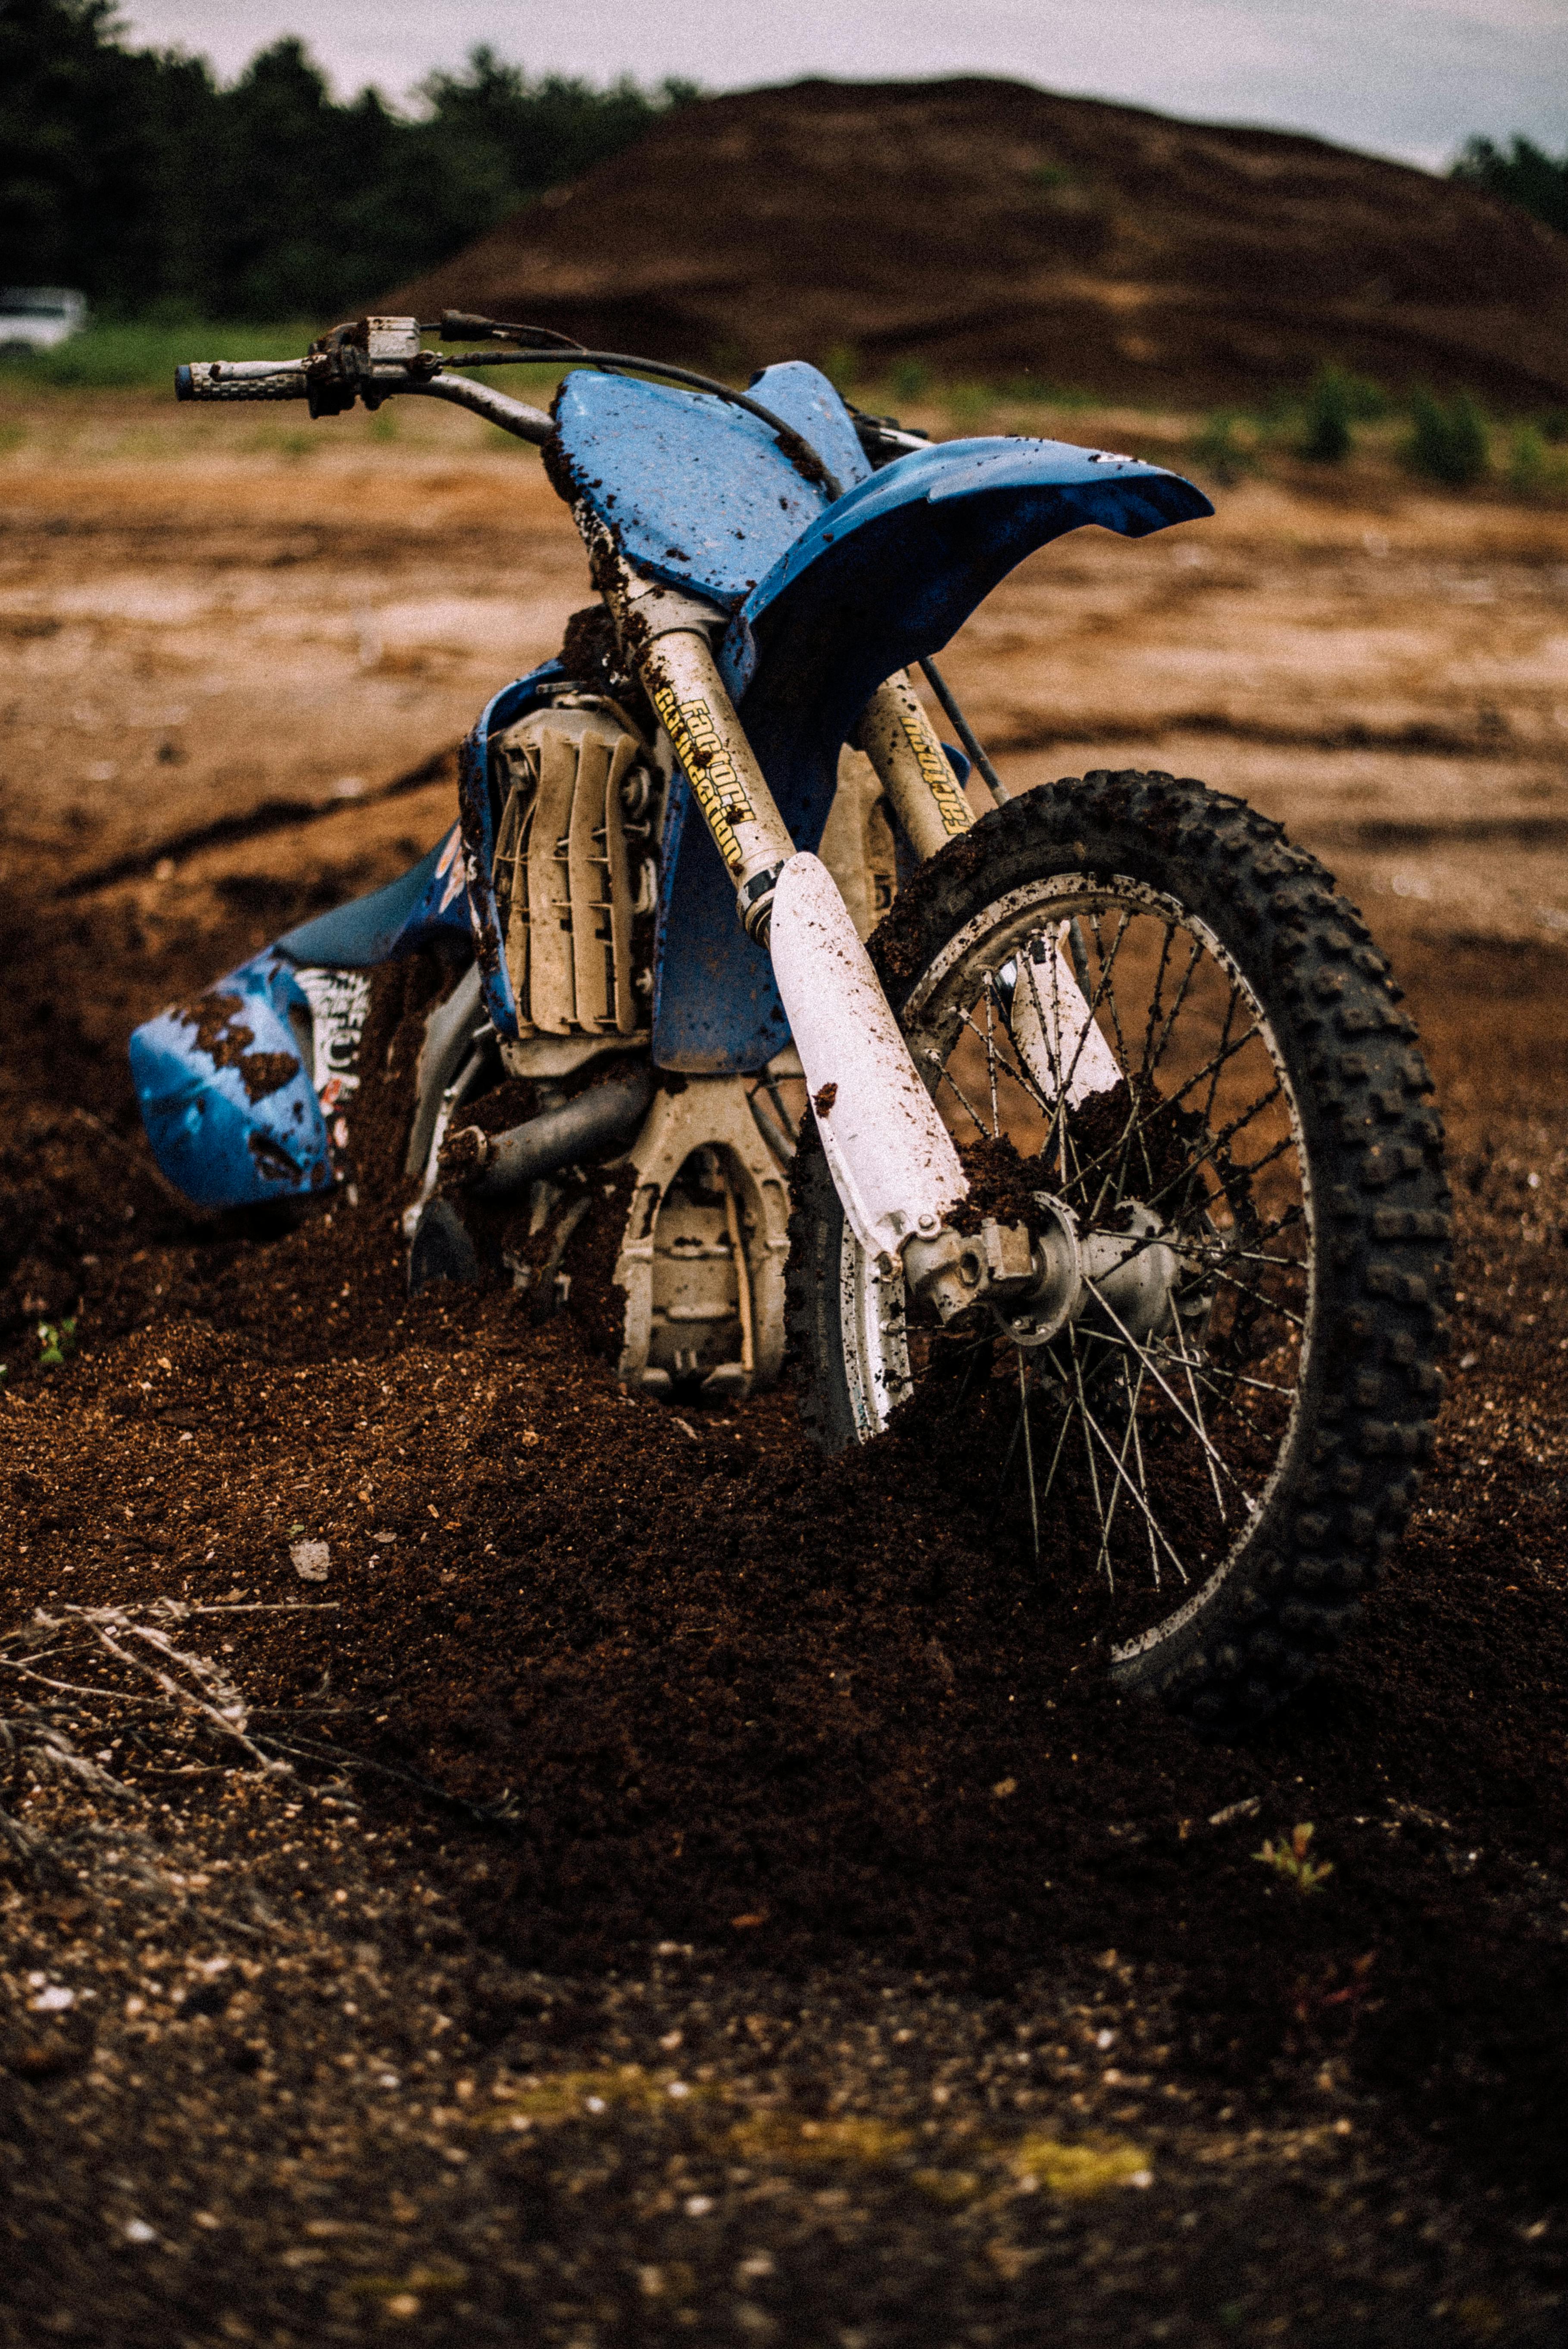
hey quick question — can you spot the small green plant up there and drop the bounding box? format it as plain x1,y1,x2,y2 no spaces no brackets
1194,409,1254,486
820,342,860,393
1406,389,1490,486
889,357,931,403
1300,365,1354,462
1505,425,1568,498
1255,1821,1334,1893
1543,408,1568,446
36,1318,78,1371
1508,425,1547,494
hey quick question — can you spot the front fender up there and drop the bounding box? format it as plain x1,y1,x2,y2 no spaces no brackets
655,436,1210,1071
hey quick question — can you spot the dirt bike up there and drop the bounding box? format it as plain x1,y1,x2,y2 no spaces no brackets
129,314,1451,1729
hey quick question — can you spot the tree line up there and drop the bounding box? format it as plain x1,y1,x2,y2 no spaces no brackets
1,0,696,320
1452,136,1568,238
4,1,1565,327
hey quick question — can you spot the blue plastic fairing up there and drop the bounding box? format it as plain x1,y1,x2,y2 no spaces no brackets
276,823,471,969
552,361,870,610
131,951,331,1209
131,812,490,1209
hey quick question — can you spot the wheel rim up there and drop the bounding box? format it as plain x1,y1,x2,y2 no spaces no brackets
840,871,1316,1658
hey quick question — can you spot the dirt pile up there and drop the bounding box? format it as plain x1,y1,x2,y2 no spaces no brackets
387,77,1568,410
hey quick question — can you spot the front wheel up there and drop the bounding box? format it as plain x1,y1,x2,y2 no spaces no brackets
787,772,1451,1731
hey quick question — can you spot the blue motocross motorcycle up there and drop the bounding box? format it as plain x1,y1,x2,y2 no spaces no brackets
129,315,1450,1726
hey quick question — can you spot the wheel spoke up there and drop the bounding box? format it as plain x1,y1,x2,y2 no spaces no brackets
1037,911,1132,1111
1075,1374,1190,1587
1137,921,1177,1087
1068,1326,1111,1565
1080,1274,1259,1507
1017,1346,1041,1567
1169,1319,1226,1524
1170,1351,1299,1402
1088,907,1136,1085
1084,1325,1300,1403
1197,982,1243,1140
1145,933,1205,1082
1143,1075,1285,1218
1208,1265,1308,1334
1068,1006,1269,1211
925,1048,994,1139
1094,1359,1148,1590
1186,1242,1307,1273
1124,1367,1163,1588
971,1017,1057,1120
984,983,1001,1136
956,1000,1050,1121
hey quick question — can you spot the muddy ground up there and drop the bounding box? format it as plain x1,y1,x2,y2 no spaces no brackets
0,388,1567,2345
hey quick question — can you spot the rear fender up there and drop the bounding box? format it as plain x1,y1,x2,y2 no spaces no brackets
129,825,479,1210
130,951,334,1209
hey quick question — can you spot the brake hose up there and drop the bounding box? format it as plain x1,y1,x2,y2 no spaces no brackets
427,321,846,500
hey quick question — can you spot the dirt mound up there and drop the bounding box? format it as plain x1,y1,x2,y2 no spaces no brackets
387,77,1568,411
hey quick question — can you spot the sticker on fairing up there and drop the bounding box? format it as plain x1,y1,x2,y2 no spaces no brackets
294,967,373,1154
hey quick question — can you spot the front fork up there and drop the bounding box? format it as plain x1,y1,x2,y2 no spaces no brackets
625,587,976,940
606,558,1090,1303
612,562,974,1270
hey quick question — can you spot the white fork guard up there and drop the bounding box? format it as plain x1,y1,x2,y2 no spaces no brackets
768,852,968,1268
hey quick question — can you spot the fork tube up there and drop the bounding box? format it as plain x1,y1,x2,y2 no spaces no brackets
854,673,975,862
635,628,796,939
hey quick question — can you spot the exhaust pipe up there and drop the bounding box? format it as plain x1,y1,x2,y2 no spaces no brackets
442,1062,656,1199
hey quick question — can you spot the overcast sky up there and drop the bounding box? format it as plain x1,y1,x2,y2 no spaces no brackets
117,0,1568,171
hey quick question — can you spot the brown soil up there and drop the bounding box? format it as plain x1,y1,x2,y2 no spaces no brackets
389,78,1568,409
3,408,1568,2342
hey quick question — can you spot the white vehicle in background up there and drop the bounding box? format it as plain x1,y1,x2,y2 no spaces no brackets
0,288,88,354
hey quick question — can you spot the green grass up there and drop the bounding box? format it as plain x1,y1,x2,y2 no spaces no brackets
1406,388,1490,487
0,319,328,390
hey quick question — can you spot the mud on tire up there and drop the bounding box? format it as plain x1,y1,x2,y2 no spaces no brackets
787,770,1452,1732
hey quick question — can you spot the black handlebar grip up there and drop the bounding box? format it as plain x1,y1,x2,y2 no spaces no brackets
175,363,309,402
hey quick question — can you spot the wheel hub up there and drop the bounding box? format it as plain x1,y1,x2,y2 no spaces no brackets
906,1192,1186,1349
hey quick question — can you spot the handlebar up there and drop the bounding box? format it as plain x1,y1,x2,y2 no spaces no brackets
174,354,556,444
173,326,925,469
